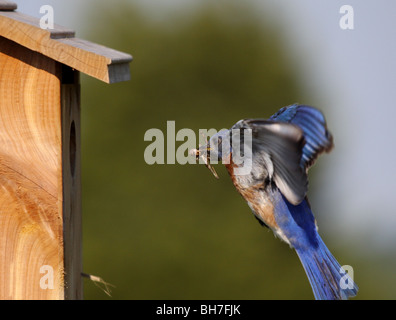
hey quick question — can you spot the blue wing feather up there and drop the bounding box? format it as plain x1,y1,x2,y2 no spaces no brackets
270,104,333,169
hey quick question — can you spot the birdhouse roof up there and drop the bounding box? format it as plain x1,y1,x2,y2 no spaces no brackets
0,1,132,83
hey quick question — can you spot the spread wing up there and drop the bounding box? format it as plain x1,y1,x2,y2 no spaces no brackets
233,119,308,205
270,104,334,170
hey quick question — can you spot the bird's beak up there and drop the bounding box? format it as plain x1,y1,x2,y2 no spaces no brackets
190,147,219,179
204,160,219,179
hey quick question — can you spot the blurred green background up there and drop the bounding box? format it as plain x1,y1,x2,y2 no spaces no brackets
68,1,396,299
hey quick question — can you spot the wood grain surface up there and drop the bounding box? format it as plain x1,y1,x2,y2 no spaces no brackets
0,36,64,299
0,10,132,83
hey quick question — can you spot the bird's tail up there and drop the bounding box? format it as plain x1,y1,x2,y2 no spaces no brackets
295,235,358,300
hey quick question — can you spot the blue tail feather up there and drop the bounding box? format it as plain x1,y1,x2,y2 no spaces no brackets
295,235,358,300
272,190,358,300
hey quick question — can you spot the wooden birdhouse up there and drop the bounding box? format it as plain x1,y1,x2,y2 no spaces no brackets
0,1,132,299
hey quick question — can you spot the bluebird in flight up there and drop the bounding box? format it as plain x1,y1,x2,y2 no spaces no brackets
194,104,358,300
